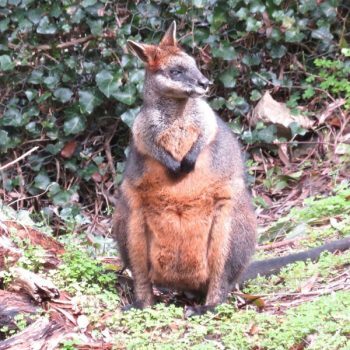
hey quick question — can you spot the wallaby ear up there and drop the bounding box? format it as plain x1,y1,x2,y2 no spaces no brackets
159,21,177,47
127,40,154,62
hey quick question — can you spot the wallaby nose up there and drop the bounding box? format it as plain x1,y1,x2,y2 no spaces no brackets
198,77,211,89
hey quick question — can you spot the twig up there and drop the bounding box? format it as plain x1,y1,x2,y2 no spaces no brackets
9,184,54,206
13,150,24,209
104,120,120,187
0,146,39,171
257,237,302,251
8,33,115,52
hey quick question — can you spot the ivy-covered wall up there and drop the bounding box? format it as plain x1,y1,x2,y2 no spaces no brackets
0,0,349,222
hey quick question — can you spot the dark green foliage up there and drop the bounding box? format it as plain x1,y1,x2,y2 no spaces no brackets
0,0,349,214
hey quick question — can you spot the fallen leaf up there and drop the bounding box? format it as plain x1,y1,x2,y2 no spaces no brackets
92,172,103,182
278,144,290,166
234,292,266,310
248,322,259,335
317,98,345,125
250,91,314,133
61,140,77,158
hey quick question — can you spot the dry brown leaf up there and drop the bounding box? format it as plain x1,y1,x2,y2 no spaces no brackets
61,140,77,159
248,322,259,336
92,172,103,182
317,98,345,125
278,144,290,166
250,91,314,132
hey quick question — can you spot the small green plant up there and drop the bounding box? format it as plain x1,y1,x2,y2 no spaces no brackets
262,182,350,242
303,57,350,109
52,248,117,295
10,236,47,272
59,338,80,350
0,314,28,338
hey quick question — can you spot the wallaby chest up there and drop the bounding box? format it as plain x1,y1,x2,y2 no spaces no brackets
156,118,200,161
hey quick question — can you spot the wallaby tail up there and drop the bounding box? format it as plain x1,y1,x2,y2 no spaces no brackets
239,236,350,284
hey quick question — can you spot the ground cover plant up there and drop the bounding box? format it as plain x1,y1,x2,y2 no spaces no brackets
0,187,349,349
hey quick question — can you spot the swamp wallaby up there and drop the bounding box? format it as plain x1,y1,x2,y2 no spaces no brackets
112,22,350,315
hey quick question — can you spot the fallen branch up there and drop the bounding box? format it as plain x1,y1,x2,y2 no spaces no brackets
0,290,39,331
0,221,63,269
8,267,60,302
0,235,22,269
0,317,65,350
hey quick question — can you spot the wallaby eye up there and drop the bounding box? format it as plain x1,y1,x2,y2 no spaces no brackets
169,69,182,76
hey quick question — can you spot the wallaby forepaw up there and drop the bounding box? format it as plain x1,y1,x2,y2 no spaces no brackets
166,160,182,178
184,305,217,318
181,155,196,173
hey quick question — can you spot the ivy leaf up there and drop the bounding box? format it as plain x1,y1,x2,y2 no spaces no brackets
285,30,305,43
0,18,9,32
0,129,9,149
54,88,73,103
219,67,238,88
44,75,59,89
289,122,307,137
1,108,25,127
120,107,140,128
25,89,38,101
212,43,237,61
236,8,248,19
269,45,287,59
112,85,137,105
210,97,226,110
96,70,121,98
27,9,44,24
242,54,261,66
71,7,85,24
87,19,103,36
64,115,86,135
34,172,51,190
257,125,277,143
81,0,97,7
37,16,57,34
250,90,262,101
311,27,333,41
192,0,205,8
28,70,43,84
52,191,73,206
0,55,14,71
79,90,102,114
25,121,40,135
210,6,227,31
246,18,262,32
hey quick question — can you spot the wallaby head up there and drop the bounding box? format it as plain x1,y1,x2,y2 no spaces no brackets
127,22,210,99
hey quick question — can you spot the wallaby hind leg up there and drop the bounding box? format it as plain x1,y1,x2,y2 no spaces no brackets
185,198,233,317
112,192,130,267
225,204,256,288
185,197,256,317
113,191,154,309
127,208,154,308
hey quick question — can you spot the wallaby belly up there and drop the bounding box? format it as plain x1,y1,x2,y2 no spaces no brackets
145,193,214,290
